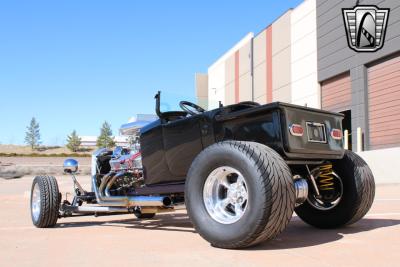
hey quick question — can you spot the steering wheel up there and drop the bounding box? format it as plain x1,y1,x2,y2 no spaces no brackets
179,101,206,115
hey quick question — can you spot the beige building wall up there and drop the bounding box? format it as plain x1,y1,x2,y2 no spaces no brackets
272,11,292,103
290,0,319,108
195,73,208,109
238,41,252,102
207,33,254,109
204,1,320,110
253,30,267,104
208,60,225,109
224,53,236,105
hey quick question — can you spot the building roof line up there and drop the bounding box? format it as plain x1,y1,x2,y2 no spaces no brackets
254,8,294,38
208,32,254,72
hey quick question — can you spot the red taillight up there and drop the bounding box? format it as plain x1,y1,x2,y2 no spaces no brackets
289,124,304,137
331,129,342,140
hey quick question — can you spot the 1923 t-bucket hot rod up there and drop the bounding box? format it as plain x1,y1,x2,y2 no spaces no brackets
30,92,375,249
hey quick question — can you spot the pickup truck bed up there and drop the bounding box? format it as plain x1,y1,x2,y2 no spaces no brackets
214,102,344,161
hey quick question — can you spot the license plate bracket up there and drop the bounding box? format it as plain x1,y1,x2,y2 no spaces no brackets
306,122,327,143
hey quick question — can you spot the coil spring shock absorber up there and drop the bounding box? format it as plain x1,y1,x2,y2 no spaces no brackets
318,163,334,191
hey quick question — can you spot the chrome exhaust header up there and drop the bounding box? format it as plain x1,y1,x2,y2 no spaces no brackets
92,172,171,207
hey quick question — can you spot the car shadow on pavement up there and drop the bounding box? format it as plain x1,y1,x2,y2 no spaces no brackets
56,213,400,248
250,217,400,250
56,212,196,233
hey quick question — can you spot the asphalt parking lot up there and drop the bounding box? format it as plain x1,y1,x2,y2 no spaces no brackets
1,175,399,267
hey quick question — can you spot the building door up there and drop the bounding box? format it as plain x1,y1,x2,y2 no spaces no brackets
368,55,400,150
321,72,351,113
321,73,352,149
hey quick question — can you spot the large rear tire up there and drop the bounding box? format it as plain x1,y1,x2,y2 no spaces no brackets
185,141,296,249
30,176,60,228
295,150,375,228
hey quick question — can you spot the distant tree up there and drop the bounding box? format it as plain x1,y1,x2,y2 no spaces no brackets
96,121,115,148
66,130,82,152
24,117,41,150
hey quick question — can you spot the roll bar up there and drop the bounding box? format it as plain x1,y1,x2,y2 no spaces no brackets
155,91,162,118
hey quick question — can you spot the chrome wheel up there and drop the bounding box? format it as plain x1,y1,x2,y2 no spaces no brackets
203,166,248,224
307,169,343,211
31,183,41,221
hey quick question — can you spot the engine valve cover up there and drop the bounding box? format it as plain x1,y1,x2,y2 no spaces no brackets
109,151,142,171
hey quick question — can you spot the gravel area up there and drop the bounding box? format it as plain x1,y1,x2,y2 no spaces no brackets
0,157,91,179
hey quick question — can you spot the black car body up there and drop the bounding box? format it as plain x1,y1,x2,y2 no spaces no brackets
140,101,344,185
30,92,375,250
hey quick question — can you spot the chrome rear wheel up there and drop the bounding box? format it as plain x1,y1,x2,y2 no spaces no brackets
185,141,296,248
203,166,248,224
307,168,343,211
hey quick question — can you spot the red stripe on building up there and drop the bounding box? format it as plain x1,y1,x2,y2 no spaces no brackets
266,26,273,103
235,50,240,103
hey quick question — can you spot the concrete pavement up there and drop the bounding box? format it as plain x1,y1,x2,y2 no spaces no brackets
1,175,399,267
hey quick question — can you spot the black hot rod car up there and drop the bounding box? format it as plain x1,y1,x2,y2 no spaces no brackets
30,92,375,249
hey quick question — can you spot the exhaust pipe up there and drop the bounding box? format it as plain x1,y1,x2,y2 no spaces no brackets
92,172,171,207
294,175,308,207
69,206,128,213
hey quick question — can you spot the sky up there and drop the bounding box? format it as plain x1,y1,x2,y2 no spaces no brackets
0,0,303,145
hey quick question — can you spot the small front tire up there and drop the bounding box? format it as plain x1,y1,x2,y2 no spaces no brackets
30,176,60,228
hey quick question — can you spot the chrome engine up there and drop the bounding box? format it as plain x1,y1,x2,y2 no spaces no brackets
93,147,144,196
